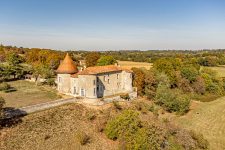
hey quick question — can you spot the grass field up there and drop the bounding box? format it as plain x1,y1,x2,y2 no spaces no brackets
176,96,225,150
204,66,225,77
0,80,61,108
117,60,153,69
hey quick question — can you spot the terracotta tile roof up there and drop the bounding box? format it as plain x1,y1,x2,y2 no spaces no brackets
71,65,132,77
56,53,78,74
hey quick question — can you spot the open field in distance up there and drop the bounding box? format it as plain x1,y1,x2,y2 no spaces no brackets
117,60,153,69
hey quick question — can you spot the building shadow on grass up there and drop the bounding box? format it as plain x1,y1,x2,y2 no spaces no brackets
0,107,27,128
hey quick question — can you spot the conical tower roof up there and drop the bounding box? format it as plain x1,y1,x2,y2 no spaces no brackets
56,53,78,74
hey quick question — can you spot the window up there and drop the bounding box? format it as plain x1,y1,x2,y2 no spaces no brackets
93,80,96,85
73,87,76,94
81,89,85,96
108,74,109,77
97,77,99,82
58,77,61,83
94,88,96,96
108,79,110,84
117,74,119,79
130,73,132,78
97,85,99,91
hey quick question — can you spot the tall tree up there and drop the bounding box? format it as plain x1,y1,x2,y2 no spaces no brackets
131,67,145,96
97,55,117,66
85,52,100,67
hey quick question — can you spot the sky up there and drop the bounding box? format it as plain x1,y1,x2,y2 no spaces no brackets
0,0,225,51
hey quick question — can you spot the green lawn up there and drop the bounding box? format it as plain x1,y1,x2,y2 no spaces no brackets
0,80,61,108
176,97,225,150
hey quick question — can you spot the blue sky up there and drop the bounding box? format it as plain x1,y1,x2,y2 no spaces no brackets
0,0,225,50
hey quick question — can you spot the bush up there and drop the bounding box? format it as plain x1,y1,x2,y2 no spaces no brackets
112,101,122,110
190,130,209,149
181,66,199,83
132,124,167,150
86,112,96,121
43,78,56,86
155,84,190,114
120,93,130,100
191,76,206,95
0,82,11,91
76,131,90,145
104,110,141,140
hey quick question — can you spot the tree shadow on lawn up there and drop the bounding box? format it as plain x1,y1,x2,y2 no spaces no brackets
0,107,27,128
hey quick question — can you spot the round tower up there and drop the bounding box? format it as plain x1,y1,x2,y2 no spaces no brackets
56,53,78,94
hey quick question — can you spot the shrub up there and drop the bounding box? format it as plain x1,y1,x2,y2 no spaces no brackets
134,102,148,114
112,101,122,110
120,93,130,100
155,84,190,114
104,109,141,140
175,129,196,150
0,82,11,91
177,77,193,93
43,78,56,86
191,76,206,95
86,112,96,121
76,131,90,145
181,66,199,83
132,124,167,150
190,130,209,149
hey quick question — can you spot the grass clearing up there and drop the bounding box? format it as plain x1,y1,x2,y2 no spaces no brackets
0,80,61,108
117,60,153,69
175,97,225,150
202,66,225,77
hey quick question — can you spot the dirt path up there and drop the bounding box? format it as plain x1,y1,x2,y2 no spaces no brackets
176,96,225,150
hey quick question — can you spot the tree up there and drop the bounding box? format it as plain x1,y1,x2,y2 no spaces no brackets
131,68,145,96
105,110,141,140
97,55,117,66
153,58,181,86
155,84,190,114
180,65,199,83
144,70,157,99
85,52,100,67
6,52,22,66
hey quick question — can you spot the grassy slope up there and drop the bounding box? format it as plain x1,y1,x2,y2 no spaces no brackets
117,60,153,69
1,104,118,150
0,80,61,108
176,96,225,150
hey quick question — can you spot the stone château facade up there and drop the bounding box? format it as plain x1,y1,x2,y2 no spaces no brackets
56,53,136,99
